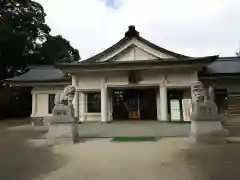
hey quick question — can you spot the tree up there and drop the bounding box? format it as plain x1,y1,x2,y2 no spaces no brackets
0,0,80,86
0,0,80,118
39,35,80,64
0,0,50,83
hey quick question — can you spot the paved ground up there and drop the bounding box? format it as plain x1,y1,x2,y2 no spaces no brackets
226,126,240,136
1,119,240,180
31,138,240,180
78,121,190,137
0,130,67,180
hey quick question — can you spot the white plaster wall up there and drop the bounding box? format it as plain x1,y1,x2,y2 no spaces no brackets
74,73,103,122
139,70,162,84
114,48,134,61
85,114,101,121
134,47,158,60
114,46,158,61
76,73,102,90
137,69,197,86
134,40,175,59
106,71,128,85
35,93,49,117
166,70,198,87
31,86,64,118
100,38,175,62
30,69,197,121
73,69,198,122
76,71,132,89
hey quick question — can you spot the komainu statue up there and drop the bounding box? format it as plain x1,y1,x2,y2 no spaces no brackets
54,85,76,107
53,85,76,118
191,81,219,121
48,85,78,144
191,81,207,103
190,81,228,144
191,81,215,103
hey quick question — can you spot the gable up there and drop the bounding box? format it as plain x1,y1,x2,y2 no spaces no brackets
109,45,159,61
82,25,188,63
100,38,176,62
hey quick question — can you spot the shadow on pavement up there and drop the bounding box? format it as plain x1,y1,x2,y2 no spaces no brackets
0,130,69,180
180,143,240,180
226,126,240,137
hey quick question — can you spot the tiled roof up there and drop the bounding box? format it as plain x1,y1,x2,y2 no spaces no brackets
5,65,71,83
6,57,240,84
81,25,189,64
204,57,240,74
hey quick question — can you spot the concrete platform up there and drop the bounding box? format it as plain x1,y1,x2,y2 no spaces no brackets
78,121,190,138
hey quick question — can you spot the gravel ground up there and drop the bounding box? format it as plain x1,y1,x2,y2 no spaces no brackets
34,138,240,180
1,120,240,180
0,128,68,180
226,126,240,137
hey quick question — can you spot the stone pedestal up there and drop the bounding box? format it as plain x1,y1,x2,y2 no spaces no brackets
191,121,228,144
48,104,78,144
190,101,229,144
48,122,78,144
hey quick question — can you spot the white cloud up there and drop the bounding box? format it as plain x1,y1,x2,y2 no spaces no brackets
37,0,240,59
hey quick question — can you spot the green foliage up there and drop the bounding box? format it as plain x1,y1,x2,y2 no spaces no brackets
0,0,80,86
39,35,80,64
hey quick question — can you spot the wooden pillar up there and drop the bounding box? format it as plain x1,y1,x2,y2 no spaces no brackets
101,79,108,122
79,92,86,122
156,87,161,120
31,91,37,117
160,85,168,121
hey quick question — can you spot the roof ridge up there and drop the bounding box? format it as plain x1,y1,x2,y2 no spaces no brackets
82,25,189,63
137,36,189,58
218,56,240,61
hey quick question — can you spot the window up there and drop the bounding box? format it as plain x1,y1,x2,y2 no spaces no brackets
86,92,101,113
48,94,55,114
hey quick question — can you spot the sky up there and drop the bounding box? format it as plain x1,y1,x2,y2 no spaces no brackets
37,0,240,59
